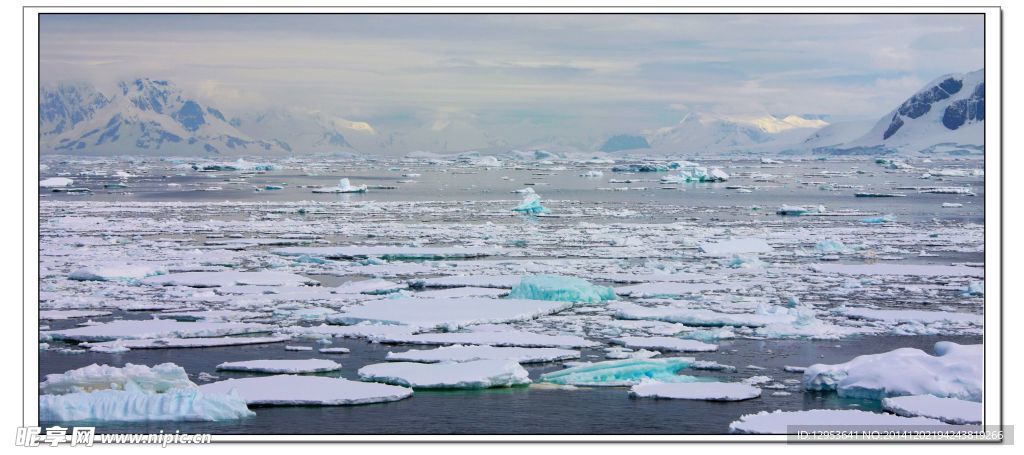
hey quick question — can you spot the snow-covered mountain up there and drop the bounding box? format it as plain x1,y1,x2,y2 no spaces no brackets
230,109,378,155
815,69,984,155
40,78,293,155
600,113,829,155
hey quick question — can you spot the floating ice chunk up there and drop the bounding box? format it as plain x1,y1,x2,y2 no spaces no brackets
963,281,984,296
611,302,795,328
40,177,74,188
330,297,572,331
358,359,530,389
942,202,964,208
216,359,342,374
473,156,503,167
200,375,412,406
881,395,982,425
613,336,717,352
614,282,726,298
540,358,697,387
814,240,851,254
776,205,809,216
312,178,368,193
69,262,167,282
803,342,982,400
82,336,290,352
511,192,550,214
386,345,579,364
40,387,253,422
39,310,112,321
274,246,495,260
370,327,599,348
699,238,773,256
860,214,896,224
729,409,947,434
285,345,313,351
157,310,269,322
630,381,761,401
508,274,616,304
724,254,766,269
41,363,194,395
605,347,660,359
414,287,508,298
44,319,273,342
833,307,982,325
411,275,521,289
334,279,406,295
319,347,350,354
580,170,604,178
141,271,318,288
661,164,728,183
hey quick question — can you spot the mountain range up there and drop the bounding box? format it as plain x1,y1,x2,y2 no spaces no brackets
40,70,984,157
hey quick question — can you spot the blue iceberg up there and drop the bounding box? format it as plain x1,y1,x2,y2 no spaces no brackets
511,193,549,214
507,274,616,304
540,358,702,386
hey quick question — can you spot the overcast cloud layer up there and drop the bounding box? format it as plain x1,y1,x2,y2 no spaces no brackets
40,14,983,148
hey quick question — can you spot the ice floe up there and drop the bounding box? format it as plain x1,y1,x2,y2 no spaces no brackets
44,319,273,342
803,342,982,400
613,336,718,352
81,336,290,352
274,246,495,260
216,359,342,374
200,375,413,405
630,381,761,401
729,409,948,434
41,363,194,394
142,271,318,288
358,359,531,388
881,395,982,425
330,297,572,331
385,345,580,363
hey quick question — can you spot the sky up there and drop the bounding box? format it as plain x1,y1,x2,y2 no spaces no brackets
39,14,984,149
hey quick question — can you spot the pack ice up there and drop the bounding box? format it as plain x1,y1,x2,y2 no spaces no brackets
330,297,572,331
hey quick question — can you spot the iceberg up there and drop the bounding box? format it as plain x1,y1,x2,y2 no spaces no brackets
630,381,761,401
860,214,896,224
330,297,572,331
814,239,851,254
540,358,698,387
41,363,194,395
776,205,809,216
660,163,729,183
882,395,982,425
385,345,580,364
507,274,616,304
311,178,368,193
729,409,948,434
358,359,531,389
803,342,982,400
511,192,550,214
580,170,604,178
216,359,343,374
613,336,718,352
199,375,412,406
40,386,254,422
40,177,74,188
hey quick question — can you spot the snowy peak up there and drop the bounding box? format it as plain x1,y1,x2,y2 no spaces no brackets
39,83,110,138
842,69,984,154
600,112,828,154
